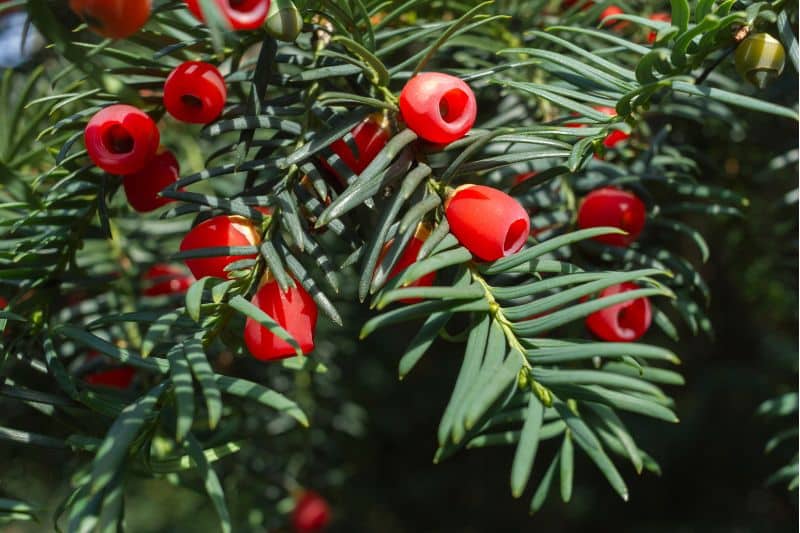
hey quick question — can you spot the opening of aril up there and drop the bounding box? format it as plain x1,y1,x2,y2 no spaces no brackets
181,94,204,109
616,300,640,335
102,124,134,154
504,218,528,253
439,89,468,123
227,0,261,12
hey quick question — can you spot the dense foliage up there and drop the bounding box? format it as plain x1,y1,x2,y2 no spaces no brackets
0,0,796,531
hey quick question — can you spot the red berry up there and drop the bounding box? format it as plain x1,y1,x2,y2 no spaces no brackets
585,282,652,341
83,353,136,389
577,187,646,247
647,12,671,44
122,149,180,212
143,264,193,296
185,0,270,31
180,215,260,280
244,278,318,360
164,61,227,124
600,5,628,31
69,0,151,39
292,491,331,533
0,297,6,308
399,72,477,144
84,104,160,175
378,235,436,304
326,115,390,185
445,184,530,261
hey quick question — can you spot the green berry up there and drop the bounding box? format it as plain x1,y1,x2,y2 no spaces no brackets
735,32,786,89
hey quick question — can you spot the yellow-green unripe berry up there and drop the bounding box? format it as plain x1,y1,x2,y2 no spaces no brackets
265,0,303,42
735,32,786,89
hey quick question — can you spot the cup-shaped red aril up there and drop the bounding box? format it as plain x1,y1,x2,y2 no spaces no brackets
325,114,390,185
399,72,477,144
244,279,318,360
180,215,260,280
185,0,270,30
292,491,331,533
379,235,436,304
69,0,151,39
143,264,193,296
445,184,530,262
648,12,671,44
577,186,646,247
164,61,227,124
585,282,652,341
84,104,160,175
122,149,180,212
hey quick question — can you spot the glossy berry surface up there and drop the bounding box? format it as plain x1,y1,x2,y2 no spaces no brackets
164,61,227,124
445,184,530,262
378,236,436,304
143,264,193,296
585,282,652,342
577,187,646,247
84,105,160,175
69,0,151,39
185,0,270,31
180,215,260,280
244,279,318,360
647,12,671,44
399,72,477,144
123,149,180,212
292,491,331,533
326,115,390,184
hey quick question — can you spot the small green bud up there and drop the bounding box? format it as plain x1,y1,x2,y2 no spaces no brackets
517,367,529,389
735,33,786,89
265,0,303,42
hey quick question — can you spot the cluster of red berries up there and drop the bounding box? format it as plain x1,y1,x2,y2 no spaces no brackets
75,2,311,363
76,0,654,365
84,59,226,211
399,73,530,263
325,73,528,268
577,187,651,341
69,0,276,38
